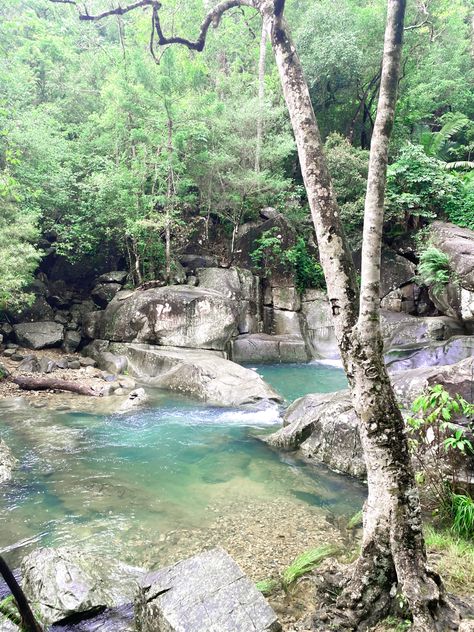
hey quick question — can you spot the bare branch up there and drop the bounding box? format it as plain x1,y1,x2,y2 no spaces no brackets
78,0,158,21
49,0,78,5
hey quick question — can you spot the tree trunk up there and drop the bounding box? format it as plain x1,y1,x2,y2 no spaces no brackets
12,376,100,397
269,1,459,629
255,19,268,173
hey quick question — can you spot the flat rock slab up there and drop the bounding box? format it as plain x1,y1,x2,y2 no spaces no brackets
135,548,281,632
230,334,309,363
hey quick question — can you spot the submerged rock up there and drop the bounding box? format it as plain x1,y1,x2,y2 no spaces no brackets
119,388,149,412
135,548,281,632
0,439,18,484
21,547,144,626
108,343,282,407
83,286,239,351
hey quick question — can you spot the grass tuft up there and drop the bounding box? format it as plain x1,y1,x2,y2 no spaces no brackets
281,544,339,588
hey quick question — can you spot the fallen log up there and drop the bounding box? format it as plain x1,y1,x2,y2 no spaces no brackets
12,376,100,397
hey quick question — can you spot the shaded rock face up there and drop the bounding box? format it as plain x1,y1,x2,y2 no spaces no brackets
0,439,17,484
300,289,339,360
429,222,474,327
381,311,464,350
103,342,283,407
353,246,416,299
83,286,239,351
21,547,144,626
265,357,474,478
386,335,474,372
14,321,64,350
91,283,122,309
135,548,281,632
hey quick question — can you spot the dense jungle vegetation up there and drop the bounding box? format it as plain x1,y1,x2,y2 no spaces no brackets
0,0,473,308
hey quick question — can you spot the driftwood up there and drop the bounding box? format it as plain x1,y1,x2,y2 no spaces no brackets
12,376,100,397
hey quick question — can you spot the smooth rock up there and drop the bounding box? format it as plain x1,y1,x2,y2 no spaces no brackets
300,290,339,359
108,343,282,407
135,548,281,632
230,334,309,363
17,355,41,373
381,311,464,349
83,344,128,375
63,330,82,354
386,335,474,372
83,286,239,351
119,388,149,412
272,310,302,336
14,321,64,350
97,271,128,285
21,547,144,626
272,286,301,312
91,283,122,309
39,356,58,373
196,267,242,300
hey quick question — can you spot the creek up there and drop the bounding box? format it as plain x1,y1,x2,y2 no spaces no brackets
0,362,365,576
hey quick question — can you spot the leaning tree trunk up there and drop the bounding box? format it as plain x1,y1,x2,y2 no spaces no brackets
269,2,459,629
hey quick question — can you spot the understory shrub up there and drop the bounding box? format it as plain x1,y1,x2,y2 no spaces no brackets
416,246,452,294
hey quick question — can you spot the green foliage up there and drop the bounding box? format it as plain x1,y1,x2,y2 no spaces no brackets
424,526,474,593
0,595,21,628
416,246,452,294
451,494,474,539
324,133,369,247
250,229,325,292
407,385,474,522
281,544,338,588
346,509,363,530
255,579,279,596
385,144,464,230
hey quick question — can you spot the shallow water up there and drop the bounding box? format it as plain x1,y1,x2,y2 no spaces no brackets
0,363,363,571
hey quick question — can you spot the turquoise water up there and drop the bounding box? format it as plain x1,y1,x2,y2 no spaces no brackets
0,364,363,570
251,362,347,402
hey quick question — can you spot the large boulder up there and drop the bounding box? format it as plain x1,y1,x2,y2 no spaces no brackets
135,548,281,632
230,334,310,363
353,246,416,298
97,271,128,285
104,343,283,407
14,321,64,350
21,547,144,626
91,282,122,308
83,286,239,351
0,440,17,484
381,311,464,349
265,357,474,478
386,335,474,372
428,222,474,326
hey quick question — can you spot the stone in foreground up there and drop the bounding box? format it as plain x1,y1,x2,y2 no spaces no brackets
135,548,281,632
21,547,144,625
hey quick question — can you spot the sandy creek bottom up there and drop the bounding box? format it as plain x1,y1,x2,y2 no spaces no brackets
0,362,366,586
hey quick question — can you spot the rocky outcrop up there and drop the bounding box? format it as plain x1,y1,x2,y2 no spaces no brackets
230,334,309,363
13,321,64,350
135,548,281,632
83,286,239,351
428,222,474,327
21,547,143,626
0,439,17,484
381,311,464,349
300,289,339,359
386,335,474,372
353,246,416,299
98,342,282,407
265,357,474,478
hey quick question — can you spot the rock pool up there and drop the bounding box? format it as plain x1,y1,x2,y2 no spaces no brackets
0,362,364,579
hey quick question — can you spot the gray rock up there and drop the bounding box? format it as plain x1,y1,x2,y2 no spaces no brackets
179,254,218,272
97,271,128,285
135,548,281,632
118,376,136,390
381,311,464,349
83,286,239,351
272,286,301,312
21,547,144,626
430,222,474,291
9,296,55,323
79,357,97,368
386,335,474,372
265,357,474,478
0,363,10,379
272,310,302,336
17,355,41,373
67,360,81,370
196,267,242,300
83,343,128,375
230,334,309,364
2,349,16,358
0,439,18,484
9,354,24,362
14,321,64,350
107,343,282,407
300,290,339,359
353,246,416,298
63,330,82,354
119,388,149,412
38,356,58,374
91,282,122,308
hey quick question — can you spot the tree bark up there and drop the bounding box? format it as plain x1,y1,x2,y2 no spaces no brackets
255,19,268,174
12,376,100,397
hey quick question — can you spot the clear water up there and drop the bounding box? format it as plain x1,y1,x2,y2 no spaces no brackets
0,364,363,571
